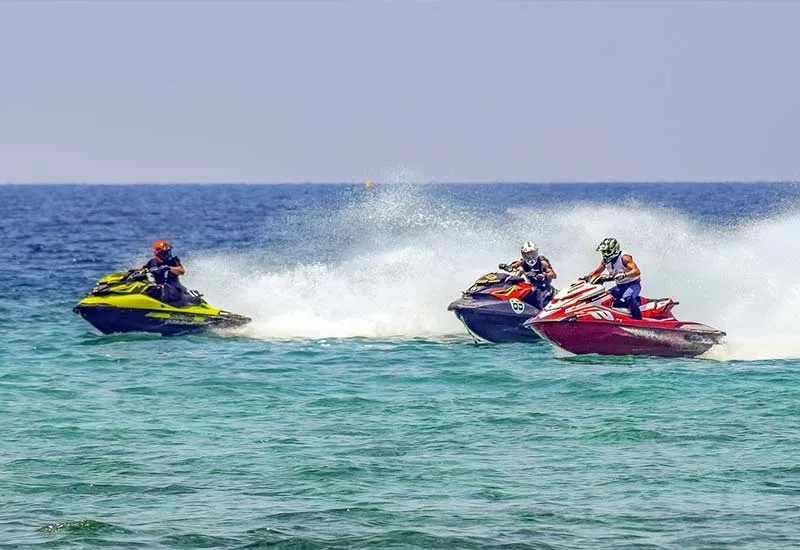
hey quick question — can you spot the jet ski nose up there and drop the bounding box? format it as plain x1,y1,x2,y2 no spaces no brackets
447,296,476,311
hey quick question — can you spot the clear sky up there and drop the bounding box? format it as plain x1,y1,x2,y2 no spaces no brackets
1,1,798,183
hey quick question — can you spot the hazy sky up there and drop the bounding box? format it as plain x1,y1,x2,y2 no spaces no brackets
1,1,798,183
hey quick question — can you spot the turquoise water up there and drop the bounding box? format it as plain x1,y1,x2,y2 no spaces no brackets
2,184,799,548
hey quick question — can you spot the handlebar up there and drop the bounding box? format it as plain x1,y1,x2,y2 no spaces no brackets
126,265,168,281
499,263,550,286
579,275,614,285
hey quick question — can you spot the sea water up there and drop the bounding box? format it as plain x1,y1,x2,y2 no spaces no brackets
1,183,799,548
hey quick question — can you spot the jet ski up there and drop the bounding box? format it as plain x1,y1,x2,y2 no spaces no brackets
73,269,251,335
447,268,545,343
524,277,725,358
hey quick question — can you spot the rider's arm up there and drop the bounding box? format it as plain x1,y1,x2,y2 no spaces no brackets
542,258,556,280
167,257,185,276
621,254,640,279
586,260,606,280
139,259,155,271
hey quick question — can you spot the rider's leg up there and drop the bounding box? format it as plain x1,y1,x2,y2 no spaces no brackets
161,283,188,307
524,287,545,309
609,285,626,308
621,283,642,320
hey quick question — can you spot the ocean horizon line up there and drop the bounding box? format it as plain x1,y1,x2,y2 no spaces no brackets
1,180,796,186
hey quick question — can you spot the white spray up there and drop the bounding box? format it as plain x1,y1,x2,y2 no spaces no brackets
185,185,800,360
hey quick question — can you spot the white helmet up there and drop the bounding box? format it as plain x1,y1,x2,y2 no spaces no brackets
520,241,539,266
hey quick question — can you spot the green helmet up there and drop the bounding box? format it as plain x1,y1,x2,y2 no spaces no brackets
596,237,621,262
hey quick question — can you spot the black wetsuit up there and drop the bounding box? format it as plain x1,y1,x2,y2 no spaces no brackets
143,256,193,306
521,256,554,310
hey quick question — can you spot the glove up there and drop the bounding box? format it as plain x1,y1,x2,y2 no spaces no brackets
534,273,547,283
578,275,590,282
614,272,627,281
498,263,510,271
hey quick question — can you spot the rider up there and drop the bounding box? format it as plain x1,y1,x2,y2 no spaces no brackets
499,241,557,309
139,240,192,306
582,237,642,319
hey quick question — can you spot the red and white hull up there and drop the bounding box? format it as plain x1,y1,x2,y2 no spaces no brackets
526,279,725,358
530,318,724,358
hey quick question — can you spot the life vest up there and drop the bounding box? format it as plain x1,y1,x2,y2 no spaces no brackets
523,255,552,288
604,252,640,285
144,256,182,286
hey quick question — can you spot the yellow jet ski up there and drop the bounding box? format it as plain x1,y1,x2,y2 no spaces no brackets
73,269,251,335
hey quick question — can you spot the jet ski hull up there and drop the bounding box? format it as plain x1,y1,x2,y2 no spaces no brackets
528,318,725,358
448,296,540,344
526,278,725,358
74,271,251,336
75,303,251,336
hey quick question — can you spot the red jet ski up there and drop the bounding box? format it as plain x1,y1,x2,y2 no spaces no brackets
524,277,725,358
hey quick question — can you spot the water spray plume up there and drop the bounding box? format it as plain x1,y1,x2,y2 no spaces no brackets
186,185,800,360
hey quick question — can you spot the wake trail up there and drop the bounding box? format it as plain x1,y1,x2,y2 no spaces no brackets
187,185,800,361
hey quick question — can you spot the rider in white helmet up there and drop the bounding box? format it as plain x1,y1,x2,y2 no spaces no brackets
499,241,557,309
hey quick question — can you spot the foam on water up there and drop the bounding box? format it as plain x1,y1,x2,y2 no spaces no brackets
187,185,800,360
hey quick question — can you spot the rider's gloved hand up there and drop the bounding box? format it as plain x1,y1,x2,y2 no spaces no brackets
534,273,546,283
498,263,509,271
614,272,627,281
578,275,590,282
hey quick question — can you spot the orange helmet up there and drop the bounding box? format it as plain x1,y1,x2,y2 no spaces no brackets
153,240,173,257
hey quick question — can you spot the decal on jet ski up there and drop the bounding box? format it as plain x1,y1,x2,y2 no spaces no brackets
588,310,615,321
146,312,207,324
493,286,519,297
473,273,500,287
509,298,525,314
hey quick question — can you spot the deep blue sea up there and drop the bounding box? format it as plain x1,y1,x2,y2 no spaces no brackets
2,183,799,549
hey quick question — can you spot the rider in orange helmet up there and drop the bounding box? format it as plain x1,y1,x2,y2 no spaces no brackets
139,240,190,305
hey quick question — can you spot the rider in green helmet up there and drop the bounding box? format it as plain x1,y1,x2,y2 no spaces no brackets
582,237,642,319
